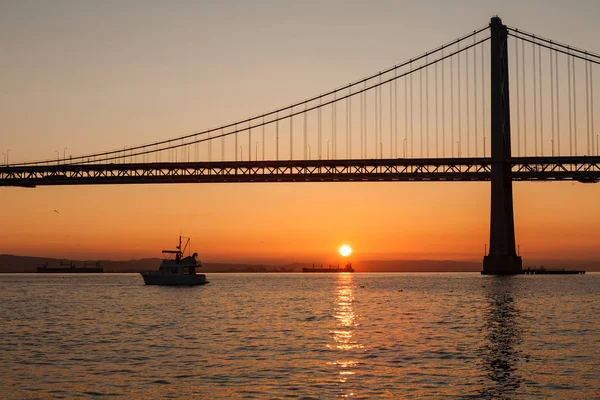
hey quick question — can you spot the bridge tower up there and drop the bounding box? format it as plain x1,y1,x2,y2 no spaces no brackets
483,16,523,275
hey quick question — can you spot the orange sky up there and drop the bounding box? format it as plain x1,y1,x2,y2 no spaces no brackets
1,1,599,263
1,181,598,263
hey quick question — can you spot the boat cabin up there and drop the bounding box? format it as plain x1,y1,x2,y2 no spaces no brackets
155,236,202,276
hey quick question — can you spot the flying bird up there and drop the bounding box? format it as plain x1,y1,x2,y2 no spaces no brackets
53,210,60,214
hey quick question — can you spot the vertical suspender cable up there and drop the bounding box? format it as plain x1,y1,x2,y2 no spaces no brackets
394,69,398,157
591,61,596,155
426,55,429,157
375,80,379,157
221,128,225,161
276,115,279,161
318,98,322,159
390,75,393,158
235,122,239,161
550,48,555,156
364,82,368,158
420,64,423,157
303,104,307,160
379,75,383,158
344,94,348,159
568,49,573,155
360,88,364,158
410,61,414,158
290,108,293,160
249,123,252,162
208,132,212,161
451,52,454,157
533,40,538,156
261,118,265,161
377,81,380,158
345,95,349,158
366,84,369,158
435,51,439,157
473,35,477,157
585,59,590,155
458,41,462,157
346,91,350,159
442,47,445,158
539,46,544,156
573,56,578,155
556,50,561,156
481,41,485,157
332,94,336,159
344,94,347,158
405,72,408,158
515,36,521,156
375,82,378,157
466,43,470,156
363,81,369,158
360,85,363,158
349,94,352,158
522,39,527,155
538,46,544,156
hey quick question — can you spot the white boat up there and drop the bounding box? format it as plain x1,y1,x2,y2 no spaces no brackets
140,236,209,286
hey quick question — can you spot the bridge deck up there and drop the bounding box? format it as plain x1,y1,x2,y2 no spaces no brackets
1,157,598,187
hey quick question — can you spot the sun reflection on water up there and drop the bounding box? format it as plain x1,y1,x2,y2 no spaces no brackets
327,273,362,390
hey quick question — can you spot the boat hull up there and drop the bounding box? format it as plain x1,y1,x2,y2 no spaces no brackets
140,272,209,286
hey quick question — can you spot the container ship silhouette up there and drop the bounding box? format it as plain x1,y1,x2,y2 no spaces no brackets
302,263,354,273
36,260,104,273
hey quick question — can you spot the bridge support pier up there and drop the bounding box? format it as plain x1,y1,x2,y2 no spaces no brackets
483,16,522,275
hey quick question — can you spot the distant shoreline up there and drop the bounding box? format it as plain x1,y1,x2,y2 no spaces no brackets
1,254,598,273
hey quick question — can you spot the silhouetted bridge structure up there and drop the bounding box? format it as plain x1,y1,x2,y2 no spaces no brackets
2,157,598,186
2,17,599,274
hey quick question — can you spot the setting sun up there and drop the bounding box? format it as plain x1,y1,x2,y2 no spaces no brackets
339,245,352,257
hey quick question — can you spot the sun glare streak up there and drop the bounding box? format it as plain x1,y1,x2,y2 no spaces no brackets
327,274,362,388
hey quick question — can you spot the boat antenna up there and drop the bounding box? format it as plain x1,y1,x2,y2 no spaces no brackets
180,236,190,256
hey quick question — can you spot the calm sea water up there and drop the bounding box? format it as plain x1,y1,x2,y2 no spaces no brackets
1,273,598,399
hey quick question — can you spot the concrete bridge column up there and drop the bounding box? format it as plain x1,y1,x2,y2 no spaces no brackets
483,16,522,275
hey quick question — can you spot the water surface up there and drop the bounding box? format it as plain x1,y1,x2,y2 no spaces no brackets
1,273,598,398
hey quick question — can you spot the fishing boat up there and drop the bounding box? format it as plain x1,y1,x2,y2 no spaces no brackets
302,262,354,273
140,236,209,286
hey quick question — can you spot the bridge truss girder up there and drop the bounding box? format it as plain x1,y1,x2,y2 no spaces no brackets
0,157,598,187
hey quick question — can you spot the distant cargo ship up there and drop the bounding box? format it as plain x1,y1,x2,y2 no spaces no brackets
522,266,585,275
36,261,104,273
302,263,354,273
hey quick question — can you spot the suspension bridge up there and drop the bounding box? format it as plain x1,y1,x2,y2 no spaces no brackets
1,17,599,274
